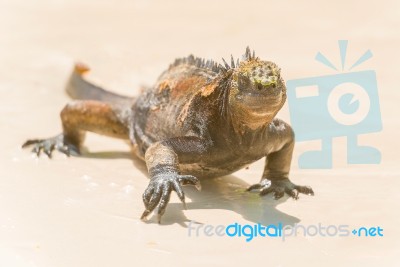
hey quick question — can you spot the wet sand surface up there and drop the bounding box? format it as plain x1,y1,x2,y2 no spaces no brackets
1,0,399,266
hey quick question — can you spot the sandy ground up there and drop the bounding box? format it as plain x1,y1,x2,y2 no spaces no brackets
1,0,400,266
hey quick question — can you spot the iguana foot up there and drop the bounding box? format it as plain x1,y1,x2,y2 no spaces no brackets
247,178,314,200
141,173,201,223
22,134,80,158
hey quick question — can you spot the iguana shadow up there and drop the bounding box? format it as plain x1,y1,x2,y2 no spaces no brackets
82,150,301,227
129,153,301,227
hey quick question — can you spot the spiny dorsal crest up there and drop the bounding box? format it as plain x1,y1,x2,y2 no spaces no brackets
244,46,256,61
171,54,221,73
170,46,256,73
221,46,256,70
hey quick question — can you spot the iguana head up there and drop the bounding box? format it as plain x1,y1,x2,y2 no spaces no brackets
227,47,286,130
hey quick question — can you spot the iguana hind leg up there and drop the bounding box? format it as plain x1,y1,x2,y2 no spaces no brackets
22,100,131,157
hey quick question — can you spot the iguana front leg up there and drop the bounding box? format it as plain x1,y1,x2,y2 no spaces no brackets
141,137,206,223
22,100,130,157
247,119,314,199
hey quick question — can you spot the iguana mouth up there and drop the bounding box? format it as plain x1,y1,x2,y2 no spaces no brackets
232,90,284,122
249,96,283,113
236,85,283,104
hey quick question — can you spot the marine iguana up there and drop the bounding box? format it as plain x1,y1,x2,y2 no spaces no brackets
23,47,314,223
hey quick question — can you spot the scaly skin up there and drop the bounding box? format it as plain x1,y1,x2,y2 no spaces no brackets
23,47,314,224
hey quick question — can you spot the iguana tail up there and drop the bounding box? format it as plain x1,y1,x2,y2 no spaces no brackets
66,63,134,106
